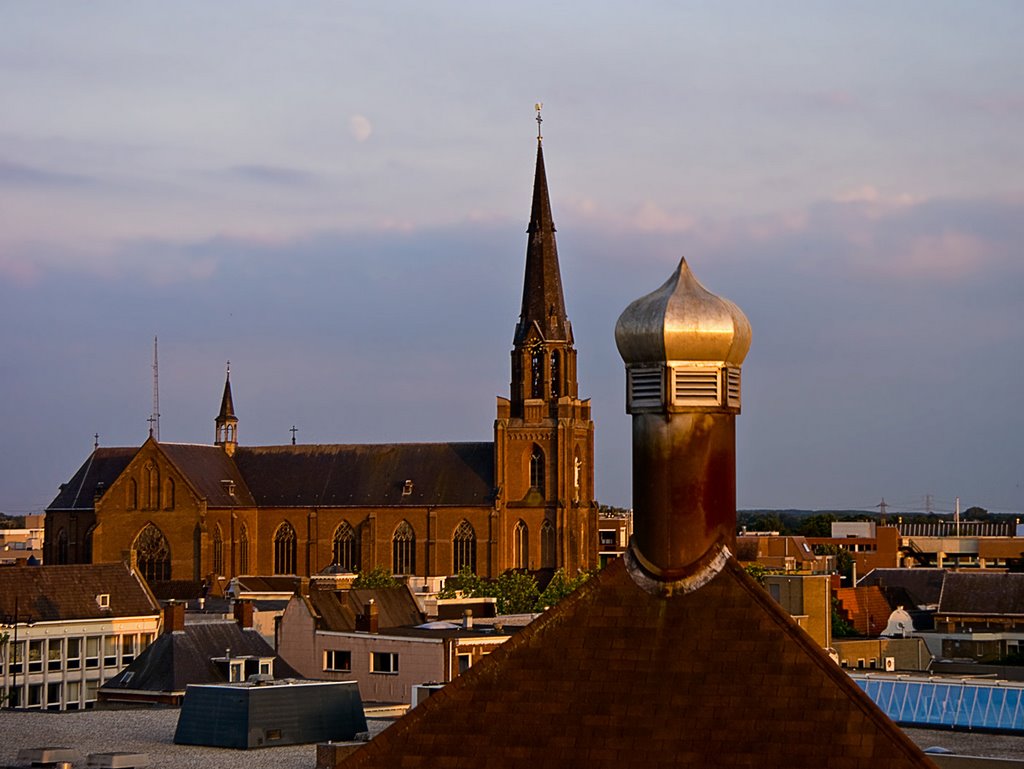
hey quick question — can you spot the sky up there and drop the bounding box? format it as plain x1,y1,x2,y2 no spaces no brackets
1,2,1022,516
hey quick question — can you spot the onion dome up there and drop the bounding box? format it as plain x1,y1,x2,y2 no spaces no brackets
615,257,751,366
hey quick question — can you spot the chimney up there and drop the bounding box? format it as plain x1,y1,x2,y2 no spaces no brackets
614,257,751,594
234,600,254,629
356,599,379,633
163,601,185,634
462,609,473,630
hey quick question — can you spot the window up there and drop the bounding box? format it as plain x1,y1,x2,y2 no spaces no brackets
57,528,69,565
46,682,61,711
274,521,297,575
103,636,117,667
28,683,43,709
332,521,360,573
9,641,23,674
530,346,544,399
66,681,81,710
85,636,100,669
457,654,472,675
83,525,95,563
541,519,556,569
324,650,352,672
239,523,250,575
574,450,583,502
144,461,160,510
127,478,138,510
66,638,81,670
28,640,43,673
513,520,529,570
258,659,272,676
370,652,399,674
229,660,245,683
163,477,175,510
121,635,136,664
133,523,171,583
550,349,561,399
529,447,545,494
392,520,415,576
140,633,154,651
212,524,224,576
47,639,62,671
84,680,99,704
453,520,476,575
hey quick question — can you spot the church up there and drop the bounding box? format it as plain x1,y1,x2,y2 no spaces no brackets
43,136,598,587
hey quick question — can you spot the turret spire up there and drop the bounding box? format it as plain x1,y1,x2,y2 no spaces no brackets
215,362,238,456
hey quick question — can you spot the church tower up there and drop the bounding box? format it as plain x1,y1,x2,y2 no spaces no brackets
495,117,597,575
215,364,238,457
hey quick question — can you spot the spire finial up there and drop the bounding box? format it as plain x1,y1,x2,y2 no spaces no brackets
226,360,231,380
290,425,298,445
94,433,100,450
535,103,543,143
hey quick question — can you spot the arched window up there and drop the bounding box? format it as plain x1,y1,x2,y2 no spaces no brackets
56,528,69,565
574,448,583,503
127,478,138,510
332,521,360,573
513,520,529,570
193,524,202,581
133,523,171,583
163,478,175,510
392,520,415,576
212,524,224,576
550,349,561,399
144,462,160,510
274,521,297,575
530,346,544,399
452,520,476,575
530,446,545,495
238,523,250,575
83,525,95,563
541,519,557,569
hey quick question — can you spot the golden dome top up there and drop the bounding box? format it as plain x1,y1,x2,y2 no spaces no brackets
614,257,751,366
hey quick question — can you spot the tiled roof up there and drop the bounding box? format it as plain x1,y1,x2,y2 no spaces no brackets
307,585,424,632
0,563,159,622
160,443,255,506
101,620,300,695
835,586,895,637
858,568,946,608
47,447,136,510
938,571,1024,616
340,557,935,769
233,443,495,507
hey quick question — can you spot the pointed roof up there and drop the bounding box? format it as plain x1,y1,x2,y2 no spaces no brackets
217,366,235,422
0,563,159,622
47,446,137,510
514,142,571,345
340,557,935,769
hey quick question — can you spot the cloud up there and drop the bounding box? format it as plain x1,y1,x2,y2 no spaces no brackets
219,165,318,186
349,114,373,142
0,160,94,187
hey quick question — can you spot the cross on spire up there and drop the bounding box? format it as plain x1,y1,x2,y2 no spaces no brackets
535,102,543,142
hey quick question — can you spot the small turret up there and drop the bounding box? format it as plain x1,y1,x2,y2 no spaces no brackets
215,363,237,457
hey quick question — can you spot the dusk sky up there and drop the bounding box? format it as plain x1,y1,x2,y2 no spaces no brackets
2,3,1022,516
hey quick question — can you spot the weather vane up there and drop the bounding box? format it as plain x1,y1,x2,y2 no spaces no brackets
535,103,543,142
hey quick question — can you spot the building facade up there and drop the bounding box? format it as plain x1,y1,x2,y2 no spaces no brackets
44,140,597,586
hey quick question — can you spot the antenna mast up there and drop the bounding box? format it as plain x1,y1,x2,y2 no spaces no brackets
149,336,161,441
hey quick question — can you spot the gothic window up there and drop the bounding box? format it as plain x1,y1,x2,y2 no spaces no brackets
193,524,202,581
541,518,556,569
238,523,250,575
83,525,95,563
127,478,138,510
530,346,544,399
453,520,476,575
163,478,175,510
574,449,583,503
392,520,415,576
212,524,224,576
133,523,171,583
274,521,297,575
144,462,160,510
56,528,69,565
513,520,529,570
530,446,546,495
332,521,360,573
550,349,561,399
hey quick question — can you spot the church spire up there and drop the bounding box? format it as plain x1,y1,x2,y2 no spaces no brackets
514,117,571,347
215,362,238,456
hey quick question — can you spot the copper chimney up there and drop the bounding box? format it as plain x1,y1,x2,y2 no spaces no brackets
615,258,751,594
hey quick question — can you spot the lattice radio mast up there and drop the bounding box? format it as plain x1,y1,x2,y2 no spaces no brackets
148,335,161,441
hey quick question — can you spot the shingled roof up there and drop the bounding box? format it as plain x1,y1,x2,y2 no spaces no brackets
340,556,935,769
47,447,136,510
938,571,1024,616
160,443,255,506
0,563,159,622
232,443,494,507
306,584,425,632
858,568,946,608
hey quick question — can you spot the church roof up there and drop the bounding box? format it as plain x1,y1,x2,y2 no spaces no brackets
47,446,136,510
160,443,255,506
0,562,159,622
340,556,934,769
514,142,571,346
232,442,495,508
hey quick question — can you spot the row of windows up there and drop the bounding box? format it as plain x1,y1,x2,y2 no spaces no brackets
6,678,105,710
125,462,175,511
2,633,155,677
323,650,398,675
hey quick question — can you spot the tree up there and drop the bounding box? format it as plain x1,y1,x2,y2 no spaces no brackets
494,571,540,614
536,568,595,609
798,514,837,538
743,563,780,586
831,596,857,638
352,566,401,589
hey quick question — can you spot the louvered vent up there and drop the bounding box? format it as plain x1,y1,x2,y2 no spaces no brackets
726,368,741,408
629,368,663,409
672,368,720,405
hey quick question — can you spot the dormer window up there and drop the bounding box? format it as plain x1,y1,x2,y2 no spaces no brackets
96,594,110,609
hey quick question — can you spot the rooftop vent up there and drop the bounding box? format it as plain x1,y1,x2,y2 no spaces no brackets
221,479,236,496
